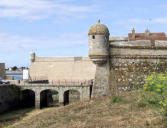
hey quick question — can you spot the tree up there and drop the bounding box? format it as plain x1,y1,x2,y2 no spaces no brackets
11,66,18,71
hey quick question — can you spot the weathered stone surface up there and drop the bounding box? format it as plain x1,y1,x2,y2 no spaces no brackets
89,34,109,64
0,63,5,79
109,36,128,42
92,60,110,97
30,56,96,82
110,47,167,56
18,84,91,109
0,85,20,113
88,20,110,36
110,55,167,92
155,40,167,47
110,40,151,47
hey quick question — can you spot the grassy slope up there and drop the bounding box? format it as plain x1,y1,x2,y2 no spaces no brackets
4,92,164,128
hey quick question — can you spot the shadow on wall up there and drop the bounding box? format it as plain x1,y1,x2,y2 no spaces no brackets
20,89,35,108
0,85,20,114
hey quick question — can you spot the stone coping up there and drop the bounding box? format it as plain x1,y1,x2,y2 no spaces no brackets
0,84,11,86
109,36,128,41
110,45,167,49
34,56,91,62
110,40,167,49
16,84,91,87
110,55,167,59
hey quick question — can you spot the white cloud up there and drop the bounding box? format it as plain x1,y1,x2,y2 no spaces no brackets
0,0,96,20
152,18,167,24
118,18,167,25
0,32,87,53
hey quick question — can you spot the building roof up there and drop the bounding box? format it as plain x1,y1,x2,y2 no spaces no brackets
128,29,167,45
88,20,110,36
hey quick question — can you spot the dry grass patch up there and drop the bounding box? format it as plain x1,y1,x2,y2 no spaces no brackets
3,92,164,128
0,108,33,128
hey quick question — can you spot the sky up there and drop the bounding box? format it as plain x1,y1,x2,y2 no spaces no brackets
0,0,167,67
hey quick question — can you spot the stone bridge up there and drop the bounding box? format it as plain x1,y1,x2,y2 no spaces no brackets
16,83,91,109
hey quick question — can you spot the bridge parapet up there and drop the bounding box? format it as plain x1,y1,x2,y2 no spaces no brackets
17,79,93,87
16,83,92,87
49,80,93,86
15,81,92,109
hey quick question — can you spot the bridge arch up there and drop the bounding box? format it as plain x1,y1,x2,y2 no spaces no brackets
20,89,35,108
63,89,80,105
21,88,35,92
40,89,59,108
18,84,91,109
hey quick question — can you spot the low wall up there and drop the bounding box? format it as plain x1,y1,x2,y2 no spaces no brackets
0,63,5,79
9,80,20,85
0,85,20,113
5,76,14,80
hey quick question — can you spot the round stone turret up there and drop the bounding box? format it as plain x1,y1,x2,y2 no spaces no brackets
30,52,36,62
88,20,110,65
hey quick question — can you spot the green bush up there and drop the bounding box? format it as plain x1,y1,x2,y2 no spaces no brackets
144,72,167,94
4,126,13,128
142,72,167,118
137,100,148,107
134,90,161,108
111,96,123,103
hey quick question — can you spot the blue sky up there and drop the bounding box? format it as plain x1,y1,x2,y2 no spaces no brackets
0,0,167,67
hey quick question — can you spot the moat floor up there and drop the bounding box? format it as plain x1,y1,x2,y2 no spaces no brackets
0,108,33,128
1,92,164,128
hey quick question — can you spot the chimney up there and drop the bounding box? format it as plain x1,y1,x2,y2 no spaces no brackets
145,29,150,38
132,28,135,39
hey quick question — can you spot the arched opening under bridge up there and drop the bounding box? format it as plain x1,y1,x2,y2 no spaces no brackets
64,90,80,105
40,89,59,108
20,89,35,108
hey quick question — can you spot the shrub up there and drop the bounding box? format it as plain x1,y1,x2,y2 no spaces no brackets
143,72,167,119
144,72,167,94
133,90,160,108
111,96,123,103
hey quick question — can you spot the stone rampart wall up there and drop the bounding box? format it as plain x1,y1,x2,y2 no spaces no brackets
29,57,96,82
0,63,5,79
110,44,167,93
0,85,20,113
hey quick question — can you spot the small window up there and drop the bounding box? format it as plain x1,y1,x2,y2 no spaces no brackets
92,35,95,39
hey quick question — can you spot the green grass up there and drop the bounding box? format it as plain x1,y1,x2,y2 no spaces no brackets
110,96,123,103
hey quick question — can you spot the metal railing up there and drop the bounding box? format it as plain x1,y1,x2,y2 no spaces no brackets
18,79,94,86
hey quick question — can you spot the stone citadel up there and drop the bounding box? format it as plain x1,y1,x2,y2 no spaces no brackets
1,20,167,110
29,20,167,97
